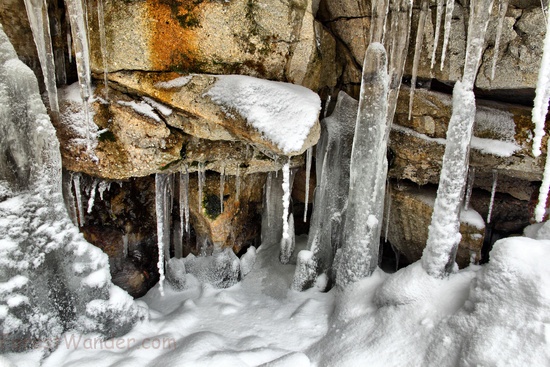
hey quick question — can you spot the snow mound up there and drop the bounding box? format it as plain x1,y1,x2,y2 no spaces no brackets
205,75,321,154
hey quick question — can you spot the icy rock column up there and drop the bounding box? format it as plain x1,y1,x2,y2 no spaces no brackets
422,0,494,278
336,43,390,288
23,0,60,115
291,91,357,291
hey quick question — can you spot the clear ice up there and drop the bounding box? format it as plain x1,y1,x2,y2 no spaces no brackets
440,0,456,70
409,0,430,120
491,0,509,81
303,147,312,222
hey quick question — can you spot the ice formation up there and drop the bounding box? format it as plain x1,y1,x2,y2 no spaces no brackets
408,0,429,120
155,173,172,296
487,170,498,224
463,167,475,210
440,0,456,70
336,43,390,287
0,26,143,352
431,0,444,69
422,0,495,278
303,147,312,222
490,0,509,81
96,0,108,99
279,161,294,264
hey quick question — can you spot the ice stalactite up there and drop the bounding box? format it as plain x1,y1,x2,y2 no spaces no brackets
463,167,475,210
97,180,110,200
487,170,498,224
97,0,109,100
422,0,494,278
23,0,60,115
292,91,357,290
65,0,94,151
180,167,190,233
86,178,98,213
198,162,205,213
123,233,129,258
491,0,509,81
220,165,225,214
235,164,241,202
265,171,273,227
280,160,294,264
431,0,444,69
535,149,550,222
323,94,332,119
384,181,392,242
408,0,430,120
72,172,84,227
303,147,312,222
262,170,285,248
440,0,456,70
155,173,172,296
336,43,390,287
66,19,72,64
370,0,390,44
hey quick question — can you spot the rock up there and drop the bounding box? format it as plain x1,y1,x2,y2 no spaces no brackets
384,182,485,268
86,0,338,90
389,86,547,193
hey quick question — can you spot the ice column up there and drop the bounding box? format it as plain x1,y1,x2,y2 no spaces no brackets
303,147,312,222
336,43,390,287
23,0,60,115
370,0,390,44
408,0,429,120
532,5,550,158
280,160,294,264
65,0,94,151
422,0,494,278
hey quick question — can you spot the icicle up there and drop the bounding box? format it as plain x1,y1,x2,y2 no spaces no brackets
122,233,129,258
542,0,548,25
220,165,225,214
384,181,392,242
323,94,332,119
97,180,110,200
408,0,430,120
440,0,456,70
431,0,444,69
463,167,475,210
65,0,93,151
535,148,550,222
66,23,72,64
23,0,60,115
280,160,293,264
490,0,509,81
336,43,390,287
155,173,172,296
265,171,273,227
235,164,241,202
198,162,205,213
487,170,498,224
303,147,312,222
72,173,84,227
182,168,190,232
370,0,390,44
97,0,109,100
532,7,550,157
86,179,98,213
423,0,494,278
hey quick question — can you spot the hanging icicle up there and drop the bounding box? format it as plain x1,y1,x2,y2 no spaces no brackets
487,170,498,224
463,167,475,210
280,159,293,264
72,173,84,227
303,147,312,222
532,6,550,157
122,233,129,258
97,0,109,100
198,162,205,213
384,180,392,242
180,167,190,233
408,0,430,120
86,179,98,213
440,0,456,70
23,0,60,115
490,0,509,81
370,0,390,44
265,171,273,227
431,0,444,69
65,0,94,151
220,165,225,214
235,164,241,202
155,173,172,296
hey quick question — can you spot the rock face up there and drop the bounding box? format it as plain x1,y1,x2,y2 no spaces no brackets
85,0,338,91
384,182,485,268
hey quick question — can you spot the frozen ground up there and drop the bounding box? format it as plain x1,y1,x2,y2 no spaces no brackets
2,229,549,367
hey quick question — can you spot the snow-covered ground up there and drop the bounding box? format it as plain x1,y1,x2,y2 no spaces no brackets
3,229,549,367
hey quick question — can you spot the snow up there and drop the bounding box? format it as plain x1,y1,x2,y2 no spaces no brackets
143,96,173,116
205,75,321,154
155,75,193,89
117,100,162,122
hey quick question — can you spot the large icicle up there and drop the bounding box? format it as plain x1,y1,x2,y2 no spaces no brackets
280,160,293,264
431,0,444,69
97,0,109,99
408,0,430,120
490,0,509,81
422,0,494,278
440,0,456,70
370,0,390,43
336,43,390,287
532,6,550,157
23,0,60,115
155,173,172,296
303,147,312,222
65,0,94,151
